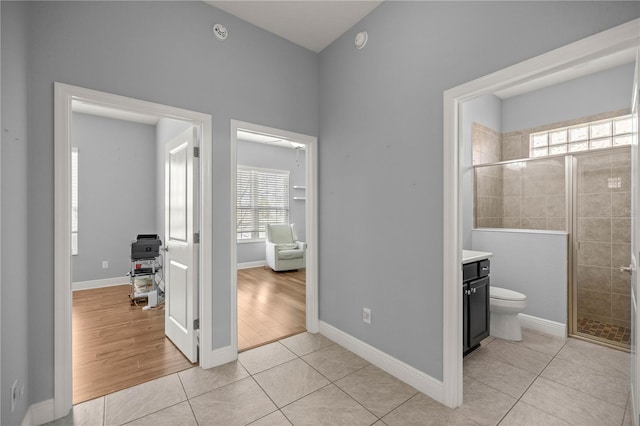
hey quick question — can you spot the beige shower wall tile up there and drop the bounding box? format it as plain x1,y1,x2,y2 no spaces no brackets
502,135,522,161
546,175,566,196
522,196,546,218
611,166,631,192
611,269,631,295
502,218,521,229
578,166,611,194
612,243,631,270
502,175,522,197
546,195,565,218
502,197,520,218
523,175,547,196
577,289,612,318
612,218,630,243
578,242,611,268
612,191,631,217
577,218,611,243
578,193,611,218
612,293,631,322
577,266,611,292
476,174,502,197
547,218,566,231
521,218,546,230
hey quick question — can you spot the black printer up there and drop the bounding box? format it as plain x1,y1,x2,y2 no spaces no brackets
131,234,162,260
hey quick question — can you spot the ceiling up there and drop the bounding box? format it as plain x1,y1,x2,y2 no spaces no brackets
205,0,383,53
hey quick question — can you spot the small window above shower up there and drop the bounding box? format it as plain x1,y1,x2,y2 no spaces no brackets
529,115,632,158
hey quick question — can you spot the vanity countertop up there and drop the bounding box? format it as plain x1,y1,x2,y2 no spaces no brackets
462,250,493,264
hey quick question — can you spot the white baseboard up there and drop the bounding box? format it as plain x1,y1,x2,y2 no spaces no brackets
201,345,236,369
318,321,444,405
518,313,566,337
72,277,129,291
237,261,266,270
22,398,54,426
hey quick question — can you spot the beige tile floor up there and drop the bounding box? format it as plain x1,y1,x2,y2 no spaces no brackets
48,330,633,426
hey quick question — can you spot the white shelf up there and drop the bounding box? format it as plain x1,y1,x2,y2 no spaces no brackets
293,185,306,189
293,197,306,201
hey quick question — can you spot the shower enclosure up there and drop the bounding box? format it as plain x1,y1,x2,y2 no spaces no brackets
474,146,632,349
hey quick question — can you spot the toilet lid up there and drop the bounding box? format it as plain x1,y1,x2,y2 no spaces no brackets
490,286,526,301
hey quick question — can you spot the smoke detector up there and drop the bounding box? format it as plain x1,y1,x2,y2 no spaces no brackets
355,31,368,49
213,24,228,41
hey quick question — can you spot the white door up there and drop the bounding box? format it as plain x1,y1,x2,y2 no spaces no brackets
164,126,199,363
630,50,639,425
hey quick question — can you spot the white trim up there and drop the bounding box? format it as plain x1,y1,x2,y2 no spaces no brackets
22,399,54,426
72,277,128,292
231,119,319,357
319,321,444,404
237,261,266,270
207,345,237,366
518,314,567,338
443,19,640,408
54,83,214,418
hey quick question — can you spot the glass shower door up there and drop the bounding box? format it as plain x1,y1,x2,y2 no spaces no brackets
574,148,631,348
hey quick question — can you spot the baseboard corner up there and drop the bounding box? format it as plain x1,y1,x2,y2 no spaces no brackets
22,398,55,426
518,313,566,337
318,321,444,404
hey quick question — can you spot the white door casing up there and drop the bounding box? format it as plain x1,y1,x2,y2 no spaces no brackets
54,83,213,420
443,20,640,408
164,127,199,363
631,49,640,426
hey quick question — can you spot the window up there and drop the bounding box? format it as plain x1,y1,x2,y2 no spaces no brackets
530,115,633,158
236,166,290,241
71,147,79,255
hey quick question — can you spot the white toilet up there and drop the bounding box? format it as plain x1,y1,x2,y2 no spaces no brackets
490,286,527,341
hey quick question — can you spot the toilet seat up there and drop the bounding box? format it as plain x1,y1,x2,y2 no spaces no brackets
490,286,526,301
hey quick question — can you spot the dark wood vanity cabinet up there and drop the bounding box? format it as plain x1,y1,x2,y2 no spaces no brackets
463,259,490,356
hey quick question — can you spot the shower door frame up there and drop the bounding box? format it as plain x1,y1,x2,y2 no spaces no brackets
569,146,633,349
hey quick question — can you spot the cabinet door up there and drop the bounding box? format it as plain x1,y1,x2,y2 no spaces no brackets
468,276,490,348
463,282,469,353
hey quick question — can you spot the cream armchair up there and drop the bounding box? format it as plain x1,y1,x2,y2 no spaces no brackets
265,223,306,271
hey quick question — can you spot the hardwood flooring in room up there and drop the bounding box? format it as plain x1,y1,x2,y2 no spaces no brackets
237,267,306,351
72,285,195,404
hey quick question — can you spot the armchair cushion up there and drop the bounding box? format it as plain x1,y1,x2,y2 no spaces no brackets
278,249,304,260
276,243,298,250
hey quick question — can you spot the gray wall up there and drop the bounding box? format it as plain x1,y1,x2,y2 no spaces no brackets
236,140,306,264
318,1,639,381
72,112,157,283
472,229,568,324
461,95,502,249
1,3,30,424
502,62,636,133
21,1,319,405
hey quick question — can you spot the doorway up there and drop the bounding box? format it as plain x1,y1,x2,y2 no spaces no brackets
69,111,197,403
230,120,318,354
442,20,639,408
54,83,213,418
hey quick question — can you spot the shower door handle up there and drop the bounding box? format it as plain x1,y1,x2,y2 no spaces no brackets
620,265,633,274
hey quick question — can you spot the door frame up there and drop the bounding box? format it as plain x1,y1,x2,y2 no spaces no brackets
442,19,640,407
53,83,213,418
230,119,319,354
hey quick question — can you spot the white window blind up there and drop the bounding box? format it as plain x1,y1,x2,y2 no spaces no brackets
237,166,289,241
71,147,79,255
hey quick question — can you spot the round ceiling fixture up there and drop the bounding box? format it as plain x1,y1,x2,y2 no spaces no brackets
354,31,368,49
213,24,228,41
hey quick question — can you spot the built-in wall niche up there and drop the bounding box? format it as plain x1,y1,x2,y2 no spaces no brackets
293,185,306,201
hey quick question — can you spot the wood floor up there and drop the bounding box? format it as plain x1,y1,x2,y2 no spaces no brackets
73,267,305,403
237,267,306,351
72,285,195,404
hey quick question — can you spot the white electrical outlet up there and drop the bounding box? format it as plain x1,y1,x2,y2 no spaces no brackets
102,261,109,269
10,379,18,413
362,307,371,324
